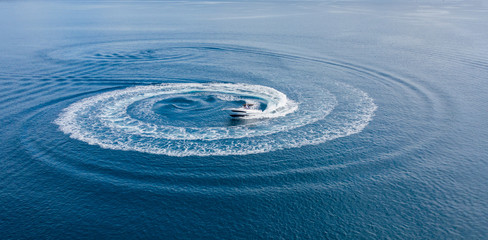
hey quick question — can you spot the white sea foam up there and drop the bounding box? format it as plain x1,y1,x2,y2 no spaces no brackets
55,82,375,156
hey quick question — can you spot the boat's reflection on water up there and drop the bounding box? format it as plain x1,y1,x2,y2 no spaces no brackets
227,117,261,127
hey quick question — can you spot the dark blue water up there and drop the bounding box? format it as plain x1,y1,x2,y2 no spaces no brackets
1,0,487,239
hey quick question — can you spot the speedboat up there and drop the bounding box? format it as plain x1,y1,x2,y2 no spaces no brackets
228,103,262,118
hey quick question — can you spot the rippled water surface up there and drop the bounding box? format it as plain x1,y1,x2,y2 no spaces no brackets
1,0,487,239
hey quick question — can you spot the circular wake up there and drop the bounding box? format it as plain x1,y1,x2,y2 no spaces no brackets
55,82,375,156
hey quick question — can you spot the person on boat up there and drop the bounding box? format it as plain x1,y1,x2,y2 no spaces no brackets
243,103,253,109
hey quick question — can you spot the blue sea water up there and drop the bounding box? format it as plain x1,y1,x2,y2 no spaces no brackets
1,0,487,239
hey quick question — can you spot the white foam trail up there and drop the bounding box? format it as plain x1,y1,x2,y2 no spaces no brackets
55,82,375,156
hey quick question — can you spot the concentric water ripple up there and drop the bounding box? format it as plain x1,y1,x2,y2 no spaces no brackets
2,1,487,238
40,41,384,157
46,41,203,63
15,40,450,194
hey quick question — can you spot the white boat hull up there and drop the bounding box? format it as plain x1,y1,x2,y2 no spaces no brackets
228,108,262,118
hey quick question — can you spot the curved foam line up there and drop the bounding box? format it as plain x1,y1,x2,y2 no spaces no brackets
56,83,305,140
55,82,374,156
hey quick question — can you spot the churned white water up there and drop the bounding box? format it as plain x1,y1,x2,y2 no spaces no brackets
55,82,375,156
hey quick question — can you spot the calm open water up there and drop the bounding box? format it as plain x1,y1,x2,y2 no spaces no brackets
1,0,487,239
